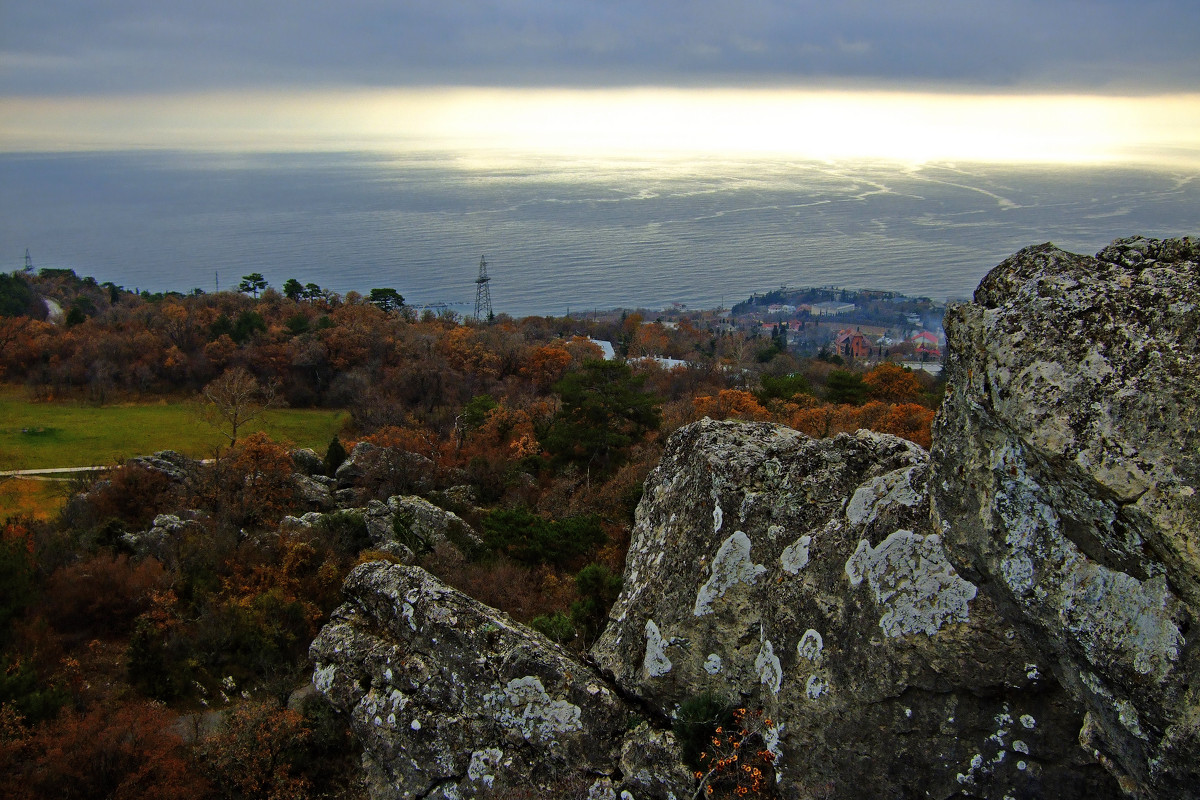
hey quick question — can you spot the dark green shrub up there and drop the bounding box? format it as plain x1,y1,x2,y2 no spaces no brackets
0,654,69,724
529,612,576,644
481,508,605,567
825,370,868,405
126,617,192,701
757,373,811,402
0,527,35,643
315,510,370,559
673,691,735,769
323,436,347,477
569,563,622,644
232,311,266,343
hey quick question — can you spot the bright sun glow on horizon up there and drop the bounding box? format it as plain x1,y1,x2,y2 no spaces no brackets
4,87,1200,168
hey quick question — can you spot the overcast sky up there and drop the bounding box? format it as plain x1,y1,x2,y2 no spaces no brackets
2,2,1198,162
3,0,1198,95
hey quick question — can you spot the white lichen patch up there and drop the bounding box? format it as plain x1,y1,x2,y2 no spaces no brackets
643,620,673,678
313,663,337,694
756,639,782,694
797,629,824,662
468,748,504,788
767,524,784,541
1116,699,1148,740
780,535,812,575
845,466,922,528
805,675,827,700
704,654,723,675
713,501,724,533
844,529,977,637
484,676,583,741
991,445,1183,681
1020,715,1036,730
587,779,617,800
763,721,784,782
357,686,408,730
694,531,767,616
402,602,417,631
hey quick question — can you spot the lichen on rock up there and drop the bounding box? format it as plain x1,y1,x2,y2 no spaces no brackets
932,235,1200,798
592,418,1114,800
844,529,977,637
693,530,767,615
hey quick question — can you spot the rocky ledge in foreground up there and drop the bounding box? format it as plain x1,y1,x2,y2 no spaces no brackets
932,235,1200,798
313,421,1117,800
592,420,1114,800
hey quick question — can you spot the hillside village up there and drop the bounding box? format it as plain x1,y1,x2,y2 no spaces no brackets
601,284,947,372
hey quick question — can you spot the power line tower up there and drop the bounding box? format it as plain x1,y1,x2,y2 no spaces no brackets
23,248,33,273
474,254,494,322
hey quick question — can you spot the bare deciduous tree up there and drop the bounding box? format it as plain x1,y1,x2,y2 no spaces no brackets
200,366,279,446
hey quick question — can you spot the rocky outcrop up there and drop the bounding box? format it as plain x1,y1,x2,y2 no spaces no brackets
312,238,1198,799
310,563,638,799
293,473,336,510
129,450,198,483
593,420,1115,799
334,441,436,500
364,496,483,559
313,423,1117,800
284,495,483,563
291,447,325,476
121,511,207,566
932,236,1200,798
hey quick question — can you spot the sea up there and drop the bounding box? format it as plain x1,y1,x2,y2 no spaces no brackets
1,150,1196,318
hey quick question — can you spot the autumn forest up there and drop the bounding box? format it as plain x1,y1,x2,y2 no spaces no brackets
0,267,940,798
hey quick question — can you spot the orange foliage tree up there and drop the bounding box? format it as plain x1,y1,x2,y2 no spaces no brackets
193,432,297,528
863,363,925,404
519,344,572,392
875,403,937,449
0,700,205,800
195,701,313,800
693,389,771,422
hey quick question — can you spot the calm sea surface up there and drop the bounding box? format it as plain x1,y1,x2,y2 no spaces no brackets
1,150,1196,317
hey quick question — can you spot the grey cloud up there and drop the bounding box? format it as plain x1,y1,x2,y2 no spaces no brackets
2,0,1197,94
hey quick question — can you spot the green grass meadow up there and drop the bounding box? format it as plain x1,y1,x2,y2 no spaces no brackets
0,386,350,471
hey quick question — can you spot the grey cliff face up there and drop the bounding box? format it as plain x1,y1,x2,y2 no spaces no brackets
593,419,1115,800
931,236,1200,798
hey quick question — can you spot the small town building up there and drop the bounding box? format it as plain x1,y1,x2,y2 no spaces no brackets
834,329,871,360
812,301,856,316
908,331,942,359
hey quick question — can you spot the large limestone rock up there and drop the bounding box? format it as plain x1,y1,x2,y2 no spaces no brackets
365,495,483,559
310,562,638,799
592,419,1116,799
285,496,483,563
931,236,1200,798
129,450,198,483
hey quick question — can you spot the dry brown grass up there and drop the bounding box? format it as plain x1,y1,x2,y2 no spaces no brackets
0,476,70,521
